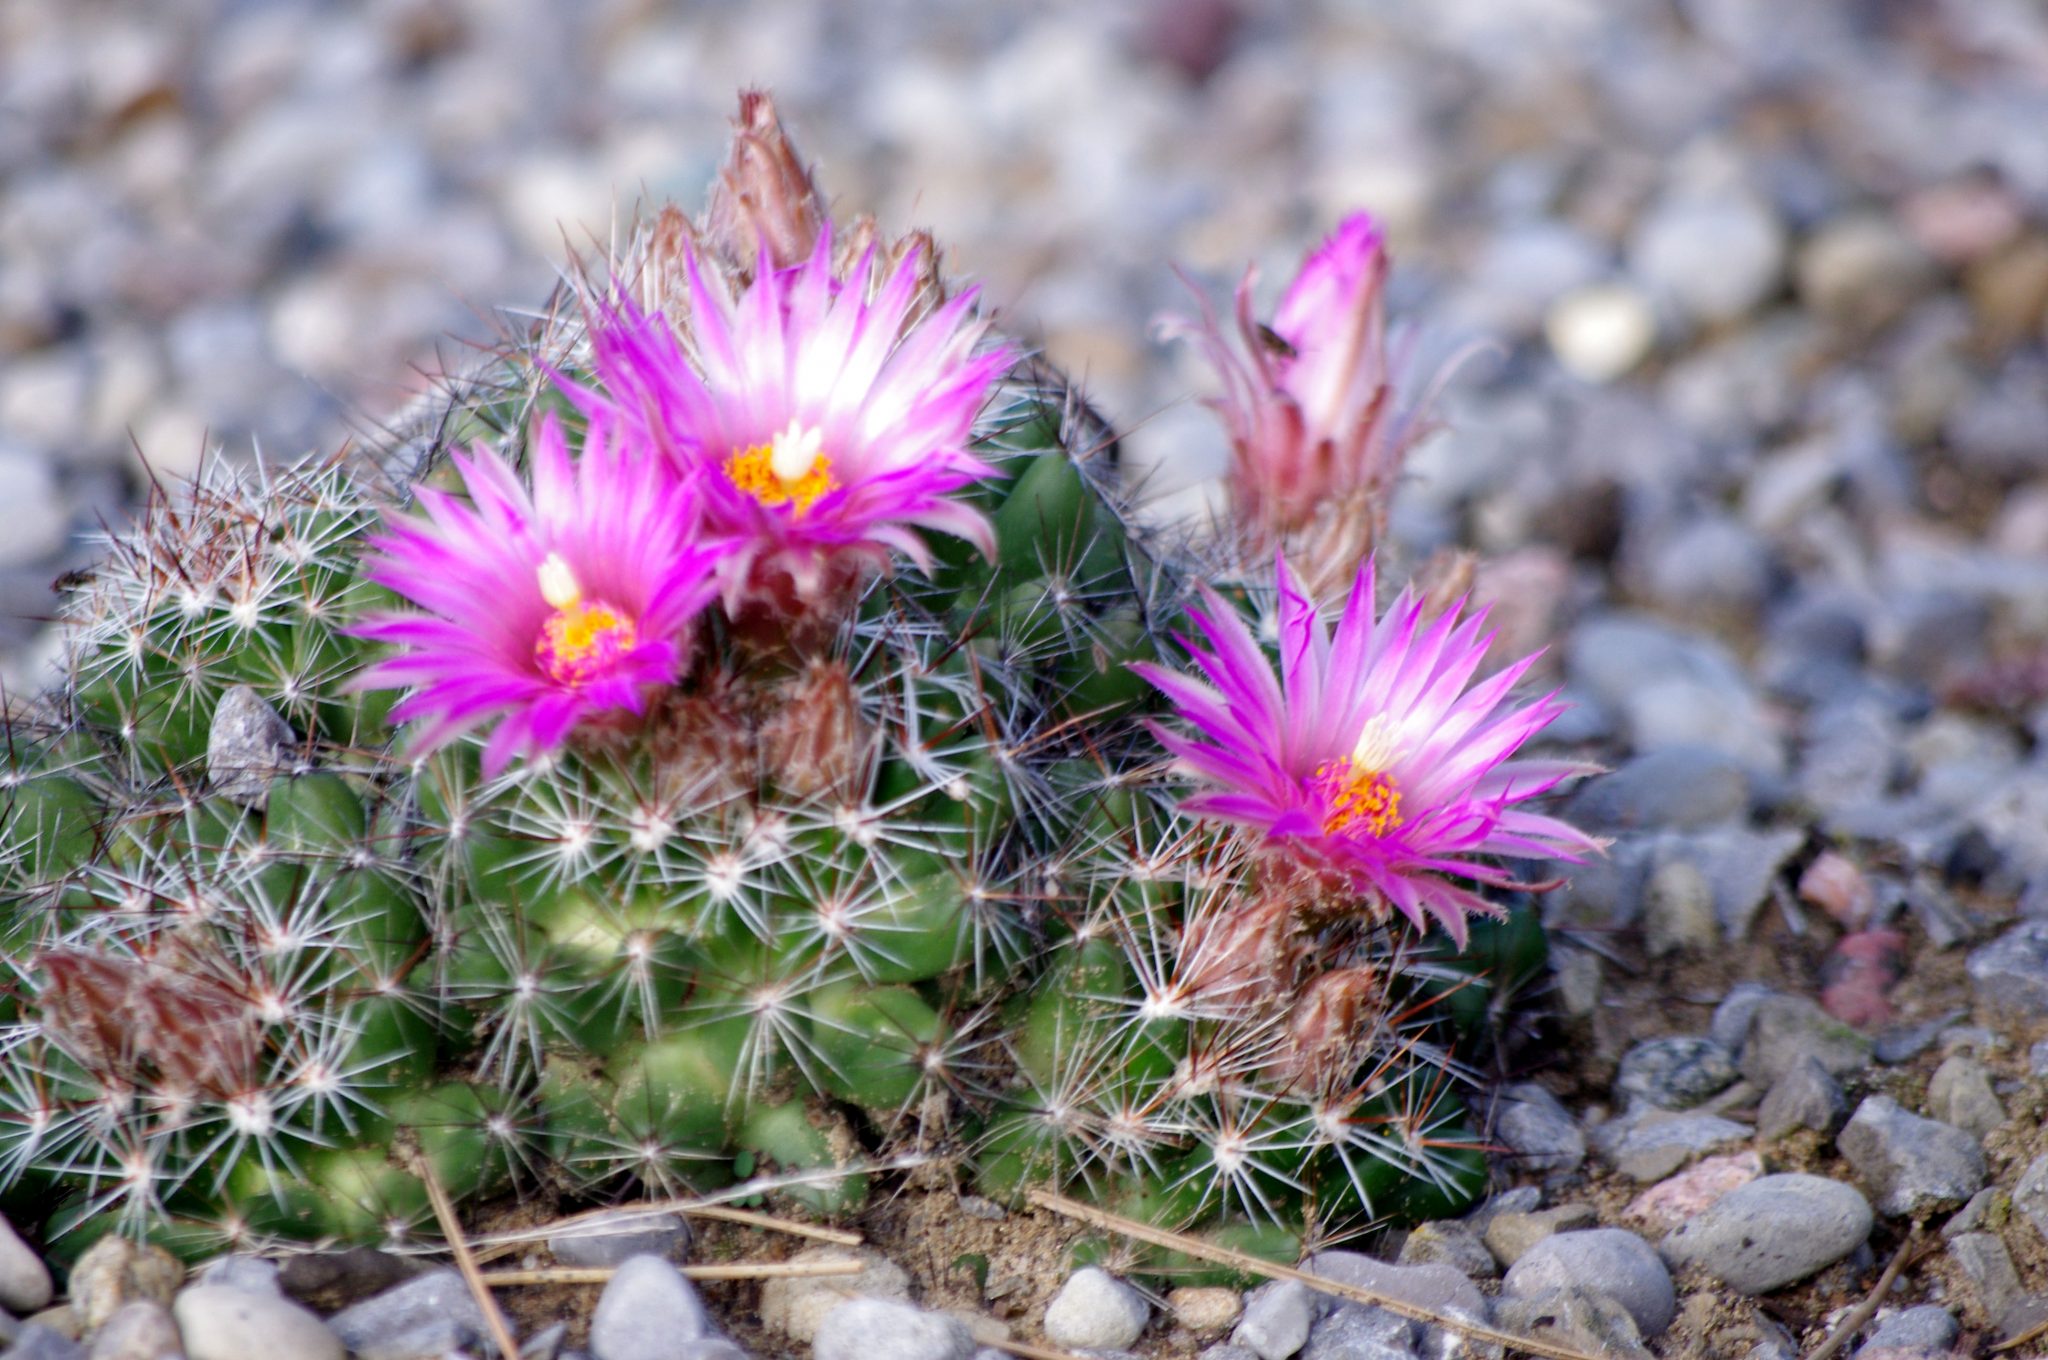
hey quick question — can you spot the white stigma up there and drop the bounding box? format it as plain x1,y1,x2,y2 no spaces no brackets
767,419,824,485
537,552,581,610
1349,713,1403,770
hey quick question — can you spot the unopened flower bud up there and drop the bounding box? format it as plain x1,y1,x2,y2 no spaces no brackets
1164,213,1443,596
705,89,828,273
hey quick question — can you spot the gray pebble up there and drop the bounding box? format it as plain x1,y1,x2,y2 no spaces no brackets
1853,1304,1956,1358
352,1318,479,1360
1595,1111,1752,1182
0,450,70,568
1302,1254,1490,1356
674,1344,747,1360
1395,1221,1497,1281
193,1260,280,1298
1234,1281,1320,1359
1967,921,2048,1023
812,1299,972,1360
1757,1055,1847,1139
1043,1268,1149,1351
1739,995,1874,1087
1926,1054,2005,1140
327,1270,493,1358
1482,1206,1598,1269
1200,1348,1260,1360
548,1212,691,1269
1711,983,1777,1052
1872,1013,1960,1065
1567,615,1784,775
205,686,299,808
1614,1036,1738,1111
520,1323,568,1360
1503,1230,1674,1337
1565,746,1750,832
88,1301,183,1360
173,1286,343,1360
1491,1083,1585,1174
2008,1153,2048,1247
0,1212,54,1313
1836,1094,1986,1218
7,1325,86,1360
1946,1233,2022,1327
1659,1174,1873,1294
1631,188,1786,324
1642,859,1719,957
590,1256,711,1360
1301,1305,1417,1360
1494,1287,1649,1360
1644,513,1774,613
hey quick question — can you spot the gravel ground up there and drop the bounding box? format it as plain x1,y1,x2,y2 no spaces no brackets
7,1,2048,1358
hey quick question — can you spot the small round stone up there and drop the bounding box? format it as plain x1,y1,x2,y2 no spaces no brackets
1167,1287,1241,1335
1545,284,1657,383
173,1286,343,1360
1614,1036,1738,1111
0,1211,53,1313
1504,1230,1674,1338
1659,1174,1873,1294
813,1298,972,1360
1044,1267,1150,1351
589,1255,711,1360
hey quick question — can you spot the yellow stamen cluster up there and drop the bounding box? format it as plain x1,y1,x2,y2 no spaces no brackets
725,419,835,512
1317,714,1407,837
1318,759,1404,837
532,553,638,686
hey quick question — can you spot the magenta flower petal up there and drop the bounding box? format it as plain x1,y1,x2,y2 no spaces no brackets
570,232,1012,608
1137,555,1603,944
347,413,725,774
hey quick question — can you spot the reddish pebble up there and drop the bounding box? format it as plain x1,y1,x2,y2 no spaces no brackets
1799,850,1874,929
1820,928,1906,1027
1626,1151,1763,1235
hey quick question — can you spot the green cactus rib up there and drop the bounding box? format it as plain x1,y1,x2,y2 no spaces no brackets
0,314,1528,1273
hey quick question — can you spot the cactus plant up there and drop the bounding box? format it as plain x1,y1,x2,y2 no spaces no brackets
0,91,1594,1271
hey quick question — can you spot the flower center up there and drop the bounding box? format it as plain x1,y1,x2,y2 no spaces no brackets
726,419,835,512
1316,714,1407,837
532,552,638,686
1316,759,1404,838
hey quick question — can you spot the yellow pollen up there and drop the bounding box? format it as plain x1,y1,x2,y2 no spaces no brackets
1317,758,1404,838
532,556,636,685
726,420,835,512
536,601,638,685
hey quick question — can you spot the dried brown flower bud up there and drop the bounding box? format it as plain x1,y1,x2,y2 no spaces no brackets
1282,966,1383,1087
38,946,261,1101
705,89,828,273
757,659,873,801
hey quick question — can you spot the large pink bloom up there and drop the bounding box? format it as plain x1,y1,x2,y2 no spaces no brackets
1132,557,1600,944
349,414,723,775
569,233,1012,608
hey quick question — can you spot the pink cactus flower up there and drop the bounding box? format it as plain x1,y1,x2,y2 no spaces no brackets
350,413,723,774
1164,213,1440,594
569,232,1012,613
1132,556,1601,944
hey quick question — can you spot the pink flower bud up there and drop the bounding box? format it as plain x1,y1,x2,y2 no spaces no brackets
1165,213,1442,596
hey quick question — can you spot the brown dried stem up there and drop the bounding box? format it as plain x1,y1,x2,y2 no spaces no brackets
403,1141,523,1360
1027,1190,1601,1360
